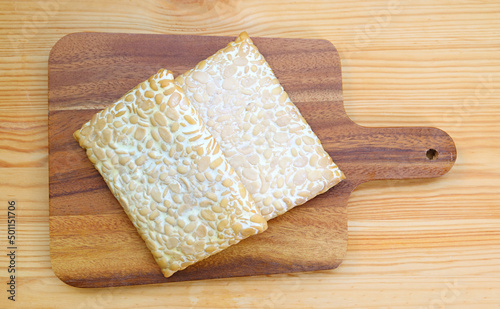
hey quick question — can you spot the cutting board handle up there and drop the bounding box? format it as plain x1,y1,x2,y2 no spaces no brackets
337,125,457,184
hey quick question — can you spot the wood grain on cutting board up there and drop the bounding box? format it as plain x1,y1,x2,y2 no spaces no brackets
48,33,455,287
1,0,500,307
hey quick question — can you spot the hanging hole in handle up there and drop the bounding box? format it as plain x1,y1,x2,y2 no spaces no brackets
426,149,439,160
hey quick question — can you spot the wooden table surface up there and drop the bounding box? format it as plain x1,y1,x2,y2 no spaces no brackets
1,0,499,308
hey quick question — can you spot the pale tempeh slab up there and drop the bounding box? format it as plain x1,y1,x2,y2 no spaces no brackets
73,69,267,278
176,32,345,220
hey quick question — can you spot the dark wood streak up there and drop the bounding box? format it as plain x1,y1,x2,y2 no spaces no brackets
48,32,456,288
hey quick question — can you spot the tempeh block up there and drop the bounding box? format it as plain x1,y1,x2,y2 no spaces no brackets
176,32,345,220
73,69,267,278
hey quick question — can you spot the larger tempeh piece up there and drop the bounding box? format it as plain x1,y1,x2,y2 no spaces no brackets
73,69,267,278
176,32,345,220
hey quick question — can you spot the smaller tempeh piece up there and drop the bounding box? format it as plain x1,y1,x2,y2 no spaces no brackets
176,32,345,220
73,69,267,278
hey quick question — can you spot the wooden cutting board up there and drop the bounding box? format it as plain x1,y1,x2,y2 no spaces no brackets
48,32,456,288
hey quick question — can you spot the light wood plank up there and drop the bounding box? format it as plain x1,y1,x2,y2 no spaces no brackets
0,0,499,307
